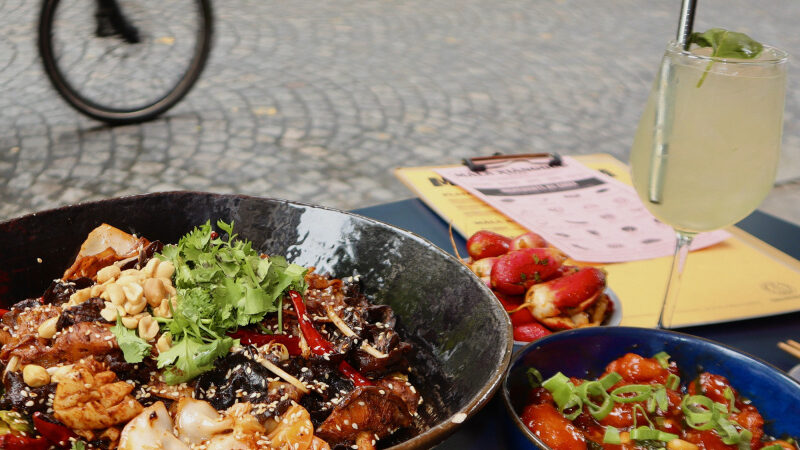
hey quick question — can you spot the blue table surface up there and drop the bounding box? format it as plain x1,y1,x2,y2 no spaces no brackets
353,198,800,450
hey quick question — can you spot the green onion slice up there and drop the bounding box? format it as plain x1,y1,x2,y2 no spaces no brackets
561,394,584,421
716,416,741,444
541,372,583,420
653,351,671,369
527,368,543,388
611,384,652,403
681,395,716,430
761,445,784,450
599,372,623,390
632,404,655,429
543,373,573,409
646,385,669,413
735,428,752,450
603,426,622,445
630,426,678,442
666,373,680,390
723,386,740,413
577,381,613,420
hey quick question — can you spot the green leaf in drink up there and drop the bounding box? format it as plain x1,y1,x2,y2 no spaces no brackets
689,28,764,87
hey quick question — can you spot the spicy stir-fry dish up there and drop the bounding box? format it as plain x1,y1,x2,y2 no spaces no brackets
521,352,798,450
0,221,425,449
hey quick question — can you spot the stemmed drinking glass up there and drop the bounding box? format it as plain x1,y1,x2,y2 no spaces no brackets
629,40,788,328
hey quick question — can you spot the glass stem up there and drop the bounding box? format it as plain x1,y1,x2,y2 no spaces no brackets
658,230,696,329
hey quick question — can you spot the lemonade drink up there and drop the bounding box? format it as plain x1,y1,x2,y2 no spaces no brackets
630,42,787,232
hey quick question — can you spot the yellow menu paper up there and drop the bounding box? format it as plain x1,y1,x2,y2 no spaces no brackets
395,154,800,328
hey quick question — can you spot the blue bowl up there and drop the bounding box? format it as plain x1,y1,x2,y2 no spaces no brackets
502,326,800,449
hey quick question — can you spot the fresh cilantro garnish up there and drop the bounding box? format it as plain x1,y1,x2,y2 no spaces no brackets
71,441,87,450
110,315,152,363
690,28,764,87
156,220,307,384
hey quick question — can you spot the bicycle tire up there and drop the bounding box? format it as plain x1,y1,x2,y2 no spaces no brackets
38,0,213,125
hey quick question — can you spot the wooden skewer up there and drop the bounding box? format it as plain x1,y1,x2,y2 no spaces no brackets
325,307,389,358
777,339,800,360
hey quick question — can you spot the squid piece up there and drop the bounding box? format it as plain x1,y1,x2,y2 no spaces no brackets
519,267,608,330
172,398,234,445
261,403,315,450
52,359,143,431
118,402,189,450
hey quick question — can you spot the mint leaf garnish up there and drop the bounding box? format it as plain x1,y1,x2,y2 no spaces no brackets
690,28,764,87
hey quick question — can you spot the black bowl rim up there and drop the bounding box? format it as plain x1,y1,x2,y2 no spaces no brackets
501,326,800,450
0,190,514,450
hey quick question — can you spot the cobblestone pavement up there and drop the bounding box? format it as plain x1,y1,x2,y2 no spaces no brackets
2,0,800,226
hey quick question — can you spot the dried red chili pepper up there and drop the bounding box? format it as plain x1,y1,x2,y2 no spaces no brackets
0,308,9,318
33,412,77,447
227,329,302,355
287,290,372,387
0,434,51,450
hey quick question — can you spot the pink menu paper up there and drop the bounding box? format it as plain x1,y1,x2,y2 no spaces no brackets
434,156,730,263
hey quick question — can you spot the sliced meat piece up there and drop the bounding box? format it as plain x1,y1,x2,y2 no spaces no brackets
51,321,119,363
1,335,59,366
353,341,414,379
0,301,59,347
376,376,420,416
316,386,412,445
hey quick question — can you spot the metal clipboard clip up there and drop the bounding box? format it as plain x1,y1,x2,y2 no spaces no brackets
462,152,562,172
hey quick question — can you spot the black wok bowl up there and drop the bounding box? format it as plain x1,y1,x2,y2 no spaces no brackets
0,191,513,449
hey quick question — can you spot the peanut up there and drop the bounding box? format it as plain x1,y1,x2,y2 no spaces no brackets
96,265,121,284
668,440,699,450
138,316,159,341
143,278,167,307
106,283,126,305
152,296,176,318
37,316,59,339
143,258,160,277
22,364,50,387
5,356,20,374
69,288,91,305
158,277,177,296
156,333,172,353
100,302,120,322
122,282,144,304
90,284,105,298
155,260,175,279
125,297,146,315
48,364,74,384
121,315,140,329
120,268,143,279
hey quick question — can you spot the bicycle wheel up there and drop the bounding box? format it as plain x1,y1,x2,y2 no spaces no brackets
38,0,213,125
